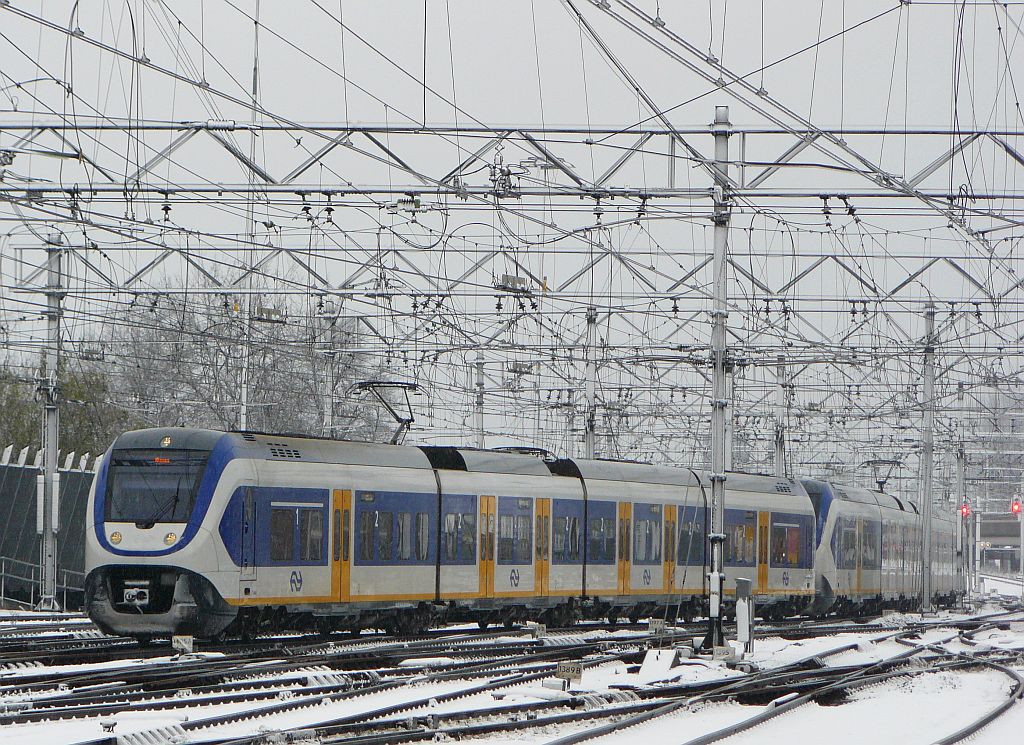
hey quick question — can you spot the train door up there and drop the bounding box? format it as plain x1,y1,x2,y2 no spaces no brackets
757,511,770,593
332,489,351,602
535,498,551,596
663,505,677,592
241,487,257,581
479,495,496,598
618,501,632,594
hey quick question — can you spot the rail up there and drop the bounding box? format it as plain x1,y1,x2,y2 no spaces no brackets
0,555,85,610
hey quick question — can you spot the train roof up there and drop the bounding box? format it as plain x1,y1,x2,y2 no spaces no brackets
804,478,921,514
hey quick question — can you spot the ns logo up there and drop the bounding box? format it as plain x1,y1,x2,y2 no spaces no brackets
289,570,303,592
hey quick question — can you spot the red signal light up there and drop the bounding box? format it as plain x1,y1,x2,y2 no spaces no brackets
1012,499,1022,515
960,503,970,518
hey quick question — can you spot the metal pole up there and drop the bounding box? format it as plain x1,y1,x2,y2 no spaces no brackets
703,105,731,651
774,355,787,477
475,352,485,449
974,507,981,592
1019,511,1023,606
584,306,597,459
239,0,261,432
36,240,61,611
920,303,936,612
956,444,968,595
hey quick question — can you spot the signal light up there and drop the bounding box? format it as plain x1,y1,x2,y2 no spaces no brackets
960,502,970,518
1012,497,1022,515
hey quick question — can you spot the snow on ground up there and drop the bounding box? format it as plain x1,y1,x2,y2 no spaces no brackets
2,606,1024,744
980,573,1024,600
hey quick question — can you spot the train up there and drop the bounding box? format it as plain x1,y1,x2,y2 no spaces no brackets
83,428,963,640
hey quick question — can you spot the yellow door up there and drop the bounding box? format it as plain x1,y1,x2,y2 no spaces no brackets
663,505,677,592
332,489,352,602
618,502,632,595
536,498,551,596
479,495,496,598
757,511,770,593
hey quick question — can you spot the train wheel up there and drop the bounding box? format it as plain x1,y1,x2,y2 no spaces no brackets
477,619,489,630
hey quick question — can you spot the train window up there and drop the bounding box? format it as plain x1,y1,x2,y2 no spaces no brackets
634,520,646,562
415,512,429,561
586,517,613,563
377,511,394,561
861,521,881,570
498,515,514,562
333,509,341,562
299,509,323,562
444,513,458,561
442,512,475,563
725,521,755,566
342,509,350,561
270,509,294,562
770,523,801,567
359,512,374,561
396,512,413,561
538,515,546,561
553,516,581,563
461,513,476,560
678,520,705,565
514,515,532,563
836,519,857,570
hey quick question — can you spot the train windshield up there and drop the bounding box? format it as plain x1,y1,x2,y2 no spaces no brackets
105,449,209,525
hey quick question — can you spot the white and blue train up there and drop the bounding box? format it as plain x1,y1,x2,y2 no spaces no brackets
84,428,962,639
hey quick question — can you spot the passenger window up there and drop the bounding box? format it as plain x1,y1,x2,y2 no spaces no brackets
553,515,567,561
498,514,514,562
415,512,429,561
270,509,294,561
770,523,801,567
397,512,412,561
377,511,394,561
515,514,532,563
299,509,323,562
444,513,458,561
634,520,647,562
358,511,374,561
461,512,476,560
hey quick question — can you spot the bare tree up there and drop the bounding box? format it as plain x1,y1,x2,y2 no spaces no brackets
106,283,394,440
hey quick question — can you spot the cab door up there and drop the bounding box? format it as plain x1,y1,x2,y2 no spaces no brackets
240,487,257,582
757,511,770,593
535,498,551,596
618,501,632,595
332,489,352,602
663,505,677,592
479,495,496,598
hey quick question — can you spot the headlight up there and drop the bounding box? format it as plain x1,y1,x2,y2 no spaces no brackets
109,531,122,545
164,532,177,545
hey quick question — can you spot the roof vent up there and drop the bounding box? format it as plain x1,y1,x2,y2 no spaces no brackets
775,482,793,493
268,442,302,459
241,433,257,442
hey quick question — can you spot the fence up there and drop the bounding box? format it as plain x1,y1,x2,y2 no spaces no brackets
0,555,86,610
0,445,95,610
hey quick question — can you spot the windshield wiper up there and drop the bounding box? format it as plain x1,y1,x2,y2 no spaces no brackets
136,471,187,527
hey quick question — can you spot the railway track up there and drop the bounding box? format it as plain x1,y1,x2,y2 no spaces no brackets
0,609,1018,745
